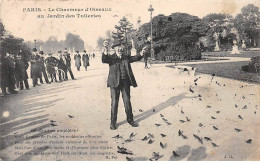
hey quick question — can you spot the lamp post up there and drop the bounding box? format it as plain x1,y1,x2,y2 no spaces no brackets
148,5,155,64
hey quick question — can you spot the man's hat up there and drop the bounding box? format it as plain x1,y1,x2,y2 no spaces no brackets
64,48,67,52
83,50,86,52
32,48,37,52
76,50,79,53
112,39,126,48
48,52,52,55
39,51,44,55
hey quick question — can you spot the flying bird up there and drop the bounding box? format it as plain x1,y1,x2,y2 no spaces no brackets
129,133,136,138
193,134,203,144
204,137,212,141
148,133,154,138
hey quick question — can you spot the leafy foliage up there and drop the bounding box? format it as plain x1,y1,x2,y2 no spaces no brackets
135,13,208,60
242,56,260,73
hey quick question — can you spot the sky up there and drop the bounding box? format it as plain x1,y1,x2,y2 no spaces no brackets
0,0,259,49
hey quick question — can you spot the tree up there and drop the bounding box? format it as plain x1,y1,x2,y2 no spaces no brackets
96,36,105,50
136,12,208,60
112,17,136,44
233,4,260,47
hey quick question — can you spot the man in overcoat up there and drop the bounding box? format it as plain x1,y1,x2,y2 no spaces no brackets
39,51,50,84
74,50,81,71
30,48,42,87
63,48,75,80
82,50,90,71
102,39,147,130
45,52,58,82
15,50,29,90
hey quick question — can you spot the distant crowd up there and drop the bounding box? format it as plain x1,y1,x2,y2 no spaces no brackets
0,48,95,96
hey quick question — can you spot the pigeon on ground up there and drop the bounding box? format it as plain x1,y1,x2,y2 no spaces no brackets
172,151,180,157
198,94,202,97
211,116,216,119
125,139,134,143
199,123,203,127
213,126,219,130
155,124,162,127
212,142,219,147
181,110,184,114
153,109,156,112
180,120,185,123
186,117,191,122
139,109,143,112
50,123,58,127
148,139,154,144
193,134,203,144
204,137,211,141
50,120,56,123
207,105,211,108
189,87,194,93
149,152,164,161
112,134,122,139
148,133,154,138
68,115,74,118
126,157,133,161
246,139,252,144
235,104,238,108
238,115,243,120
160,134,167,137
141,136,149,141
165,122,172,125
160,142,167,149
162,118,168,122
160,114,164,117
117,146,133,155
242,105,247,109
235,128,242,132
216,111,220,114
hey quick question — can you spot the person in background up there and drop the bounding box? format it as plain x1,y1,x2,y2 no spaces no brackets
74,50,81,71
15,50,29,90
57,51,67,82
45,52,58,82
1,52,18,95
30,48,41,87
64,48,76,80
82,50,90,71
39,51,51,84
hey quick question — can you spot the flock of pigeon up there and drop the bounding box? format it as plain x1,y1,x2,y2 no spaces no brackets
111,72,256,161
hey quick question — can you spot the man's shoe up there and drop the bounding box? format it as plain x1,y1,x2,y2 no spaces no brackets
110,124,117,130
72,78,76,80
128,121,138,127
26,88,30,90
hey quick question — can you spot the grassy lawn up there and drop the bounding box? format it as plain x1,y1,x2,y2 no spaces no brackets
183,61,260,83
202,51,260,58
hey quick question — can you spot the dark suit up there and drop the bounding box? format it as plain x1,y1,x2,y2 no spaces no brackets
15,58,29,89
65,54,75,79
102,53,143,125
